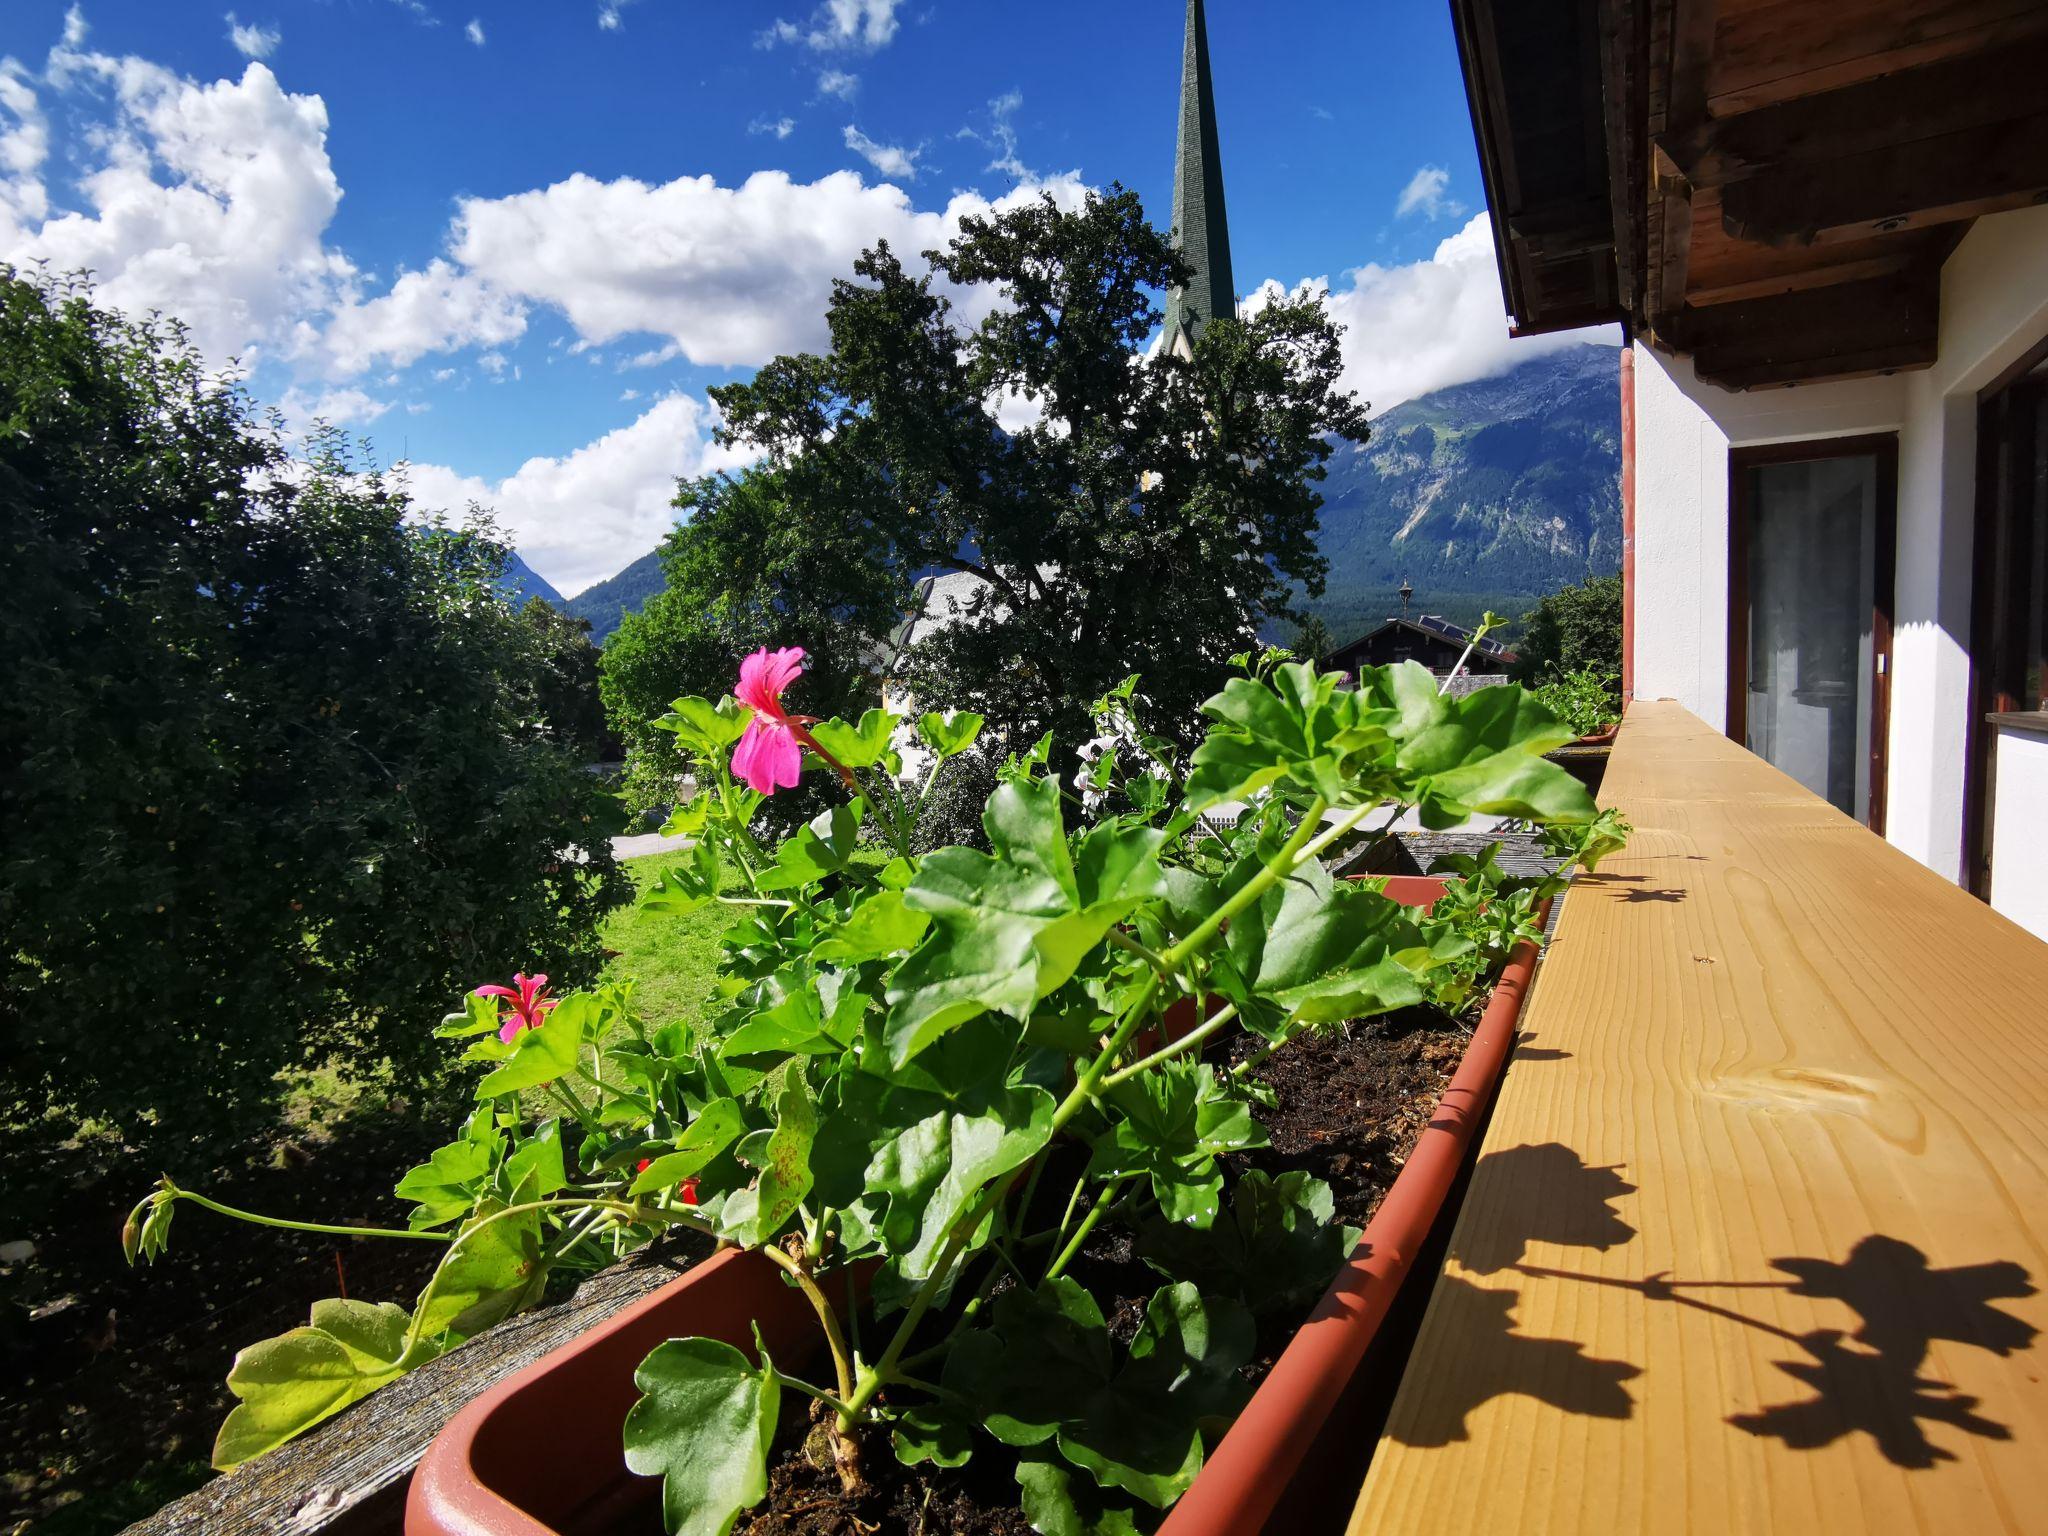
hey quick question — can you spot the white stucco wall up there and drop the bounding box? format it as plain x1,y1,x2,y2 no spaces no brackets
1629,202,2048,889
1989,726,2048,943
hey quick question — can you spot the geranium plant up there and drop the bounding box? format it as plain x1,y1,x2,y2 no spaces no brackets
127,646,1622,1533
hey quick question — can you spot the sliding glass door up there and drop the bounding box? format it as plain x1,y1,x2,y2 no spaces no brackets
1729,437,1897,829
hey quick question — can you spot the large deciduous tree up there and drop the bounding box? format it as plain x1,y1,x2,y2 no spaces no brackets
683,187,1367,760
0,271,628,1168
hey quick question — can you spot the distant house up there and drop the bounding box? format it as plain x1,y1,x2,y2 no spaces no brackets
1325,614,1517,679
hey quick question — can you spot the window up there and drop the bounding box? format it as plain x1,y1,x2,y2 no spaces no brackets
1965,343,2048,896
1728,437,1896,830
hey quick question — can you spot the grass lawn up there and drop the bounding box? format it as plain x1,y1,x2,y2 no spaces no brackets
597,848,734,1033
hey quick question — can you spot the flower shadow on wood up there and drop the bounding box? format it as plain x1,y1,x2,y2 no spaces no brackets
1516,1235,2038,1469
1454,1143,1638,1276
1388,1274,1643,1446
1727,1237,2037,1469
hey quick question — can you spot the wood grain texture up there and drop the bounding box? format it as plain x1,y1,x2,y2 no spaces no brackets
118,1238,705,1536
1348,703,2048,1534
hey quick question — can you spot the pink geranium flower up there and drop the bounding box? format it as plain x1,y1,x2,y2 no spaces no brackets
731,646,807,795
473,972,557,1043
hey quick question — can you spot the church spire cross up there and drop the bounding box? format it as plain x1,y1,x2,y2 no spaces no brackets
1161,0,1234,359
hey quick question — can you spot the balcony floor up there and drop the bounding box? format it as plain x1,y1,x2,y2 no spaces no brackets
1348,702,2048,1533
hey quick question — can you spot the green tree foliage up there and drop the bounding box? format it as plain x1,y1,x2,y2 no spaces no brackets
1514,574,1623,686
519,597,614,760
0,271,630,1160
698,186,1368,766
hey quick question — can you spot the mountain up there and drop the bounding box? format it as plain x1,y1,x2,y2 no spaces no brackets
1304,344,1622,640
562,548,667,641
495,550,564,608
514,344,1623,646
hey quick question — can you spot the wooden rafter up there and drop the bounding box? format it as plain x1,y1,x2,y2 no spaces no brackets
1720,113,2048,248
1659,33,2048,191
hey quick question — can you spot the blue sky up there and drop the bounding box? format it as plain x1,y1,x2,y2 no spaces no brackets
0,0,1606,593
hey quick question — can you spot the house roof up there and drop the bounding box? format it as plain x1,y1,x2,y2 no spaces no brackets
1451,0,2048,388
1329,614,1518,665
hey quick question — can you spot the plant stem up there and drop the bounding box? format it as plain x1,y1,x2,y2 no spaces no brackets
549,1076,595,1128
1099,1002,1241,1088
759,1244,858,1416
1043,1175,1132,1283
771,1372,857,1418
1161,796,1329,967
1105,927,1177,978
573,1066,650,1113
169,1188,450,1243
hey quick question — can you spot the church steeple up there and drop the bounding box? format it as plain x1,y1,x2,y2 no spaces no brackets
1161,0,1235,359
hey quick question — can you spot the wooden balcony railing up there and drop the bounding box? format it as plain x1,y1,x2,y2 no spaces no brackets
1348,702,2048,1532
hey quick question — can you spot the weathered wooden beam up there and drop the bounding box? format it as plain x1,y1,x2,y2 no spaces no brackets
1595,0,1646,325
118,1239,706,1536
1660,35,2048,191
1686,252,1920,308
1505,197,1615,257
1683,267,1940,387
1719,112,2048,247
1644,0,1716,341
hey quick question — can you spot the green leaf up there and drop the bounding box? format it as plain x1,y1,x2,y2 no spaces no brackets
917,709,985,760
1137,1169,1358,1315
654,695,752,757
720,970,844,1060
885,783,1162,1067
1015,1450,1144,1536
411,1195,544,1343
945,1279,1253,1508
622,1338,780,1536
629,1099,747,1196
212,1300,433,1470
642,839,722,913
866,1084,1055,1282
1220,857,1426,1031
472,992,597,1098
501,1119,568,1200
1363,670,1594,824
755,802,862,890
893,1402,975,1468
435,992,503,1039
718,1072,815,1246
1088,1060,1267,1227
807,706,900,769
814,887,929,963
395,1135,498,1229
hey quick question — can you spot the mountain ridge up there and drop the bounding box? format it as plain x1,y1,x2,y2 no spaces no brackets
530,343,1624,645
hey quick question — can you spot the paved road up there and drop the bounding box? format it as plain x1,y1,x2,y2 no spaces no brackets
611,830,693,861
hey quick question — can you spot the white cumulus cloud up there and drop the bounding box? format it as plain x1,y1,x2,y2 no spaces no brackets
1245,212,1617,416
842,125,919,181
280,383,391,430
405,393,757,594
313,257,527,376
224,13,281,59
3,30,352,366
445,166,1088,370
464,18,484,45
815,67,858,101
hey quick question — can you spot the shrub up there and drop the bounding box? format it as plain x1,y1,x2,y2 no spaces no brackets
0,271,630,1168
